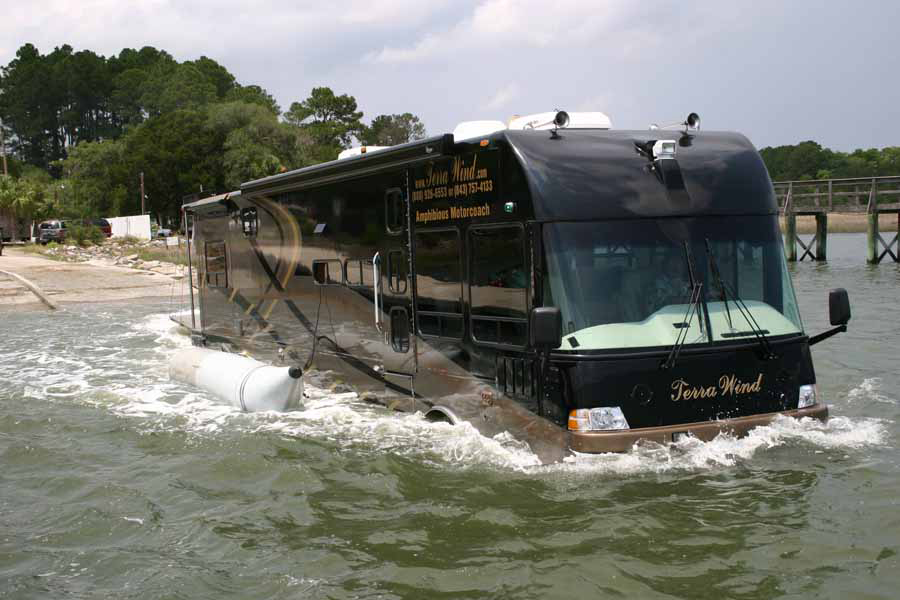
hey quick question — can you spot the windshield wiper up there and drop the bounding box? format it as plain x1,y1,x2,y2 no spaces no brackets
661,242,704,370
705,239,777,360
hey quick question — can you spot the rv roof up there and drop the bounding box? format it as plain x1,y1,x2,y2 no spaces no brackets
183,190,241,209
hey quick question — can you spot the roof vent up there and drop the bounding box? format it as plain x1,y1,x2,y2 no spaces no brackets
452,120,507,141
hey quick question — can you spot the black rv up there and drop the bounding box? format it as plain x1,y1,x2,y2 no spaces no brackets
180,112,849,463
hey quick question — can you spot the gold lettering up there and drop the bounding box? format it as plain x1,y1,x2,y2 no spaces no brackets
671,379,689,402
452,155,478,183
751,373,763,392
717,373,765,396
672,378,723,401
719,374,736,395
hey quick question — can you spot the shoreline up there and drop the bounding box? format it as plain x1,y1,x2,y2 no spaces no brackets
780,213,898,234
0,247,189,308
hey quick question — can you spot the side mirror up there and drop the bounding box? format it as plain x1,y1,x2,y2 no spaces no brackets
531,307,562,349
829,288,851,326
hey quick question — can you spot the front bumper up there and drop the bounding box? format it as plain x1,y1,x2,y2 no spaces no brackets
569,404,828,453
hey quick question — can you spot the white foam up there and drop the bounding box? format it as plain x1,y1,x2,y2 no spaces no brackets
847,377,896,405
553,413,889,475
134,311,194,351
22,311,890,475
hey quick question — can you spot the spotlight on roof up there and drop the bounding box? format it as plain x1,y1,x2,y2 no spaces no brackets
553,111,570,129
685,112,700,131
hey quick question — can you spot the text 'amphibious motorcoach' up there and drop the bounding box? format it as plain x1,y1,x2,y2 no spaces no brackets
176,110,851,463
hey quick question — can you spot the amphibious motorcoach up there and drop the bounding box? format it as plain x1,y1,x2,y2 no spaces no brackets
176,111,851,463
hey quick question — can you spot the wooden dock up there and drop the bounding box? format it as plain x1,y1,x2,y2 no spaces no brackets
775,176,900,263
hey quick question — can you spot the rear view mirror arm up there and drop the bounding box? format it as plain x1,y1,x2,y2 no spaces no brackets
808,324,847,346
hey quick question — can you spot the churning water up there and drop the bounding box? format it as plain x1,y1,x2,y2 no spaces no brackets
1,233,898,599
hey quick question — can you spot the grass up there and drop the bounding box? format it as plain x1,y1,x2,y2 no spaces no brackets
20,241,68,261
136,245,188,266
781,213,899,234
17,238,187,266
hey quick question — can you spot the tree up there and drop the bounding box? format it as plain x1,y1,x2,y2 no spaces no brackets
224,84,280,116
207,101,312,188
124,109,223,219
0,43,57,166
0,172,57,223
284,87,364,160
361,113,426,146
186,56,236,99
58,140,129,216
140,63,217,116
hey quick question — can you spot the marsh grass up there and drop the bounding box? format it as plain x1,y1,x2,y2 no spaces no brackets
780,213,899,234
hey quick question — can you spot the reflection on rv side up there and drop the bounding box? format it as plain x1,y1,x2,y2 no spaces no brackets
176,111,847,463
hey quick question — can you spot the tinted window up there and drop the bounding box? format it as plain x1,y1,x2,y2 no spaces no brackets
385,188,406,234
387,249,407,294
415,229,463,338
312,259,343,286
469,226,528,346
345,258,374,288
205,241,228,288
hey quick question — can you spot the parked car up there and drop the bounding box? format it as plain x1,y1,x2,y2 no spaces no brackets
86,218,112,237
38,220,67,244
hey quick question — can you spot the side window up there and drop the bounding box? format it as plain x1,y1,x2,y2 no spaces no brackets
385,188,406,234
387,249,407,294
205,241,228,288
414,229,463,339
345,258,375,288
469,225,528,346
312,259,344,286
241,207,258,238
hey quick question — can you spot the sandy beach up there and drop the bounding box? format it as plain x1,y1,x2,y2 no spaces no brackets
0,247,186,307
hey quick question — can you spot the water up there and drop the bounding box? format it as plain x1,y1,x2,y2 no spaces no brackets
1,233,898,599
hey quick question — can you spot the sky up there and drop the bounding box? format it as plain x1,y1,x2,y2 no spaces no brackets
2,0,899,151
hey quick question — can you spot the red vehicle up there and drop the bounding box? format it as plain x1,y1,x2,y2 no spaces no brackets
87,218,113,237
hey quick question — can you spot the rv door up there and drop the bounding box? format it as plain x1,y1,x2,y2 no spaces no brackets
378,186,416,400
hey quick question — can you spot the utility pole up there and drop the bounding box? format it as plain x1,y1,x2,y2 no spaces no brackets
140,171,145,215
0,117,8,176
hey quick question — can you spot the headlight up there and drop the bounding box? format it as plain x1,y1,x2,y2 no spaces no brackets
568,407,630,431
798,384,818,408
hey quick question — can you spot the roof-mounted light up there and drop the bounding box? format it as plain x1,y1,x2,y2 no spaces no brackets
648,112,701,133
553,111,569,129
685,112,700,130
507,111,611,130
652,139,677,160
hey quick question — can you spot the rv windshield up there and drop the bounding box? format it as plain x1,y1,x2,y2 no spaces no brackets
542,216,803,351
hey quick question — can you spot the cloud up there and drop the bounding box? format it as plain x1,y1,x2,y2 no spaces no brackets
3,1,900,150
486,83,519,110
366,0,644,64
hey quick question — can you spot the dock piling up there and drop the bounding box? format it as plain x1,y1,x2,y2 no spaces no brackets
785,212,797,262
815,213,827,261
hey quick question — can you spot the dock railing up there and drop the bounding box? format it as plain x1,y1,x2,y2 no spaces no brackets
774,175,900,263
774,175,900,214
